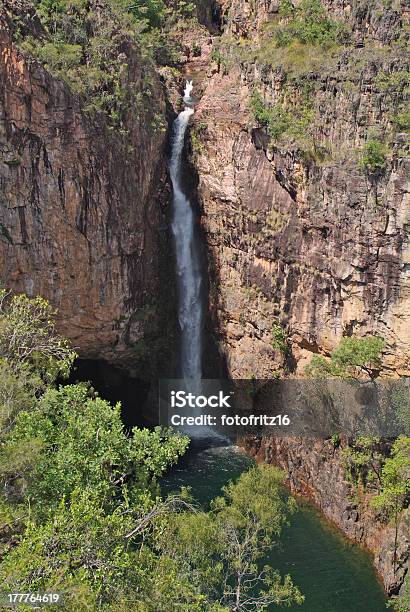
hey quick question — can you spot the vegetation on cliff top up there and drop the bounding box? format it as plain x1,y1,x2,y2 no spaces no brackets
0,286,303,610
5,0,197,129
274,0,349,47
223,0,409,164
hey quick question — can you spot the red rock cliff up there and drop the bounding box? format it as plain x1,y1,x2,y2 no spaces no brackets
0,11,175,377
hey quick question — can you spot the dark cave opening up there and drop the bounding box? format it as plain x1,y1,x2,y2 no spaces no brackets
66,359,154,430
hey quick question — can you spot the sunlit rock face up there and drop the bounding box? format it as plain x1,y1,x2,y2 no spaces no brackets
193,0,410,378
189,1,409,595
0,9,175,377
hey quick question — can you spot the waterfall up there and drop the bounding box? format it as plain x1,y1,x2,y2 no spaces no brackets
170,81,203,380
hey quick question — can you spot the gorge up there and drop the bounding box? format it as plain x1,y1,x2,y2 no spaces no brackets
0,0,409,608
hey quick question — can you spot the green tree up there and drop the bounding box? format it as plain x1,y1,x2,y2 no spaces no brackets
0,360,36,436
249,90,314,144
0,384,189,519
371,437,410,575
0,287,76,384
0,490,135,605
387,571,410,612
215,465,304,610
271,323,289,354
0,287,76,440
341,436,384,486
0,287,303,610
305,335,384,379
275,0,348,47
360,139,388,174
0,383,190,608
127,0,166,28
0,489,211,610
159,465,304,611
154,510,224,607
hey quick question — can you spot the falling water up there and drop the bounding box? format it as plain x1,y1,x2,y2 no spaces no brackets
170,81,203,380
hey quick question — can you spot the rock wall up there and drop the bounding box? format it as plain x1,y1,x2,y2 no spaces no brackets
0,11,176,377
189,0,409,596
193,0,410,377
241,435,409,594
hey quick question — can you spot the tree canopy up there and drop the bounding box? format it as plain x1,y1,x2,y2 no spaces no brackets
304,335,385,379
0,286,303,610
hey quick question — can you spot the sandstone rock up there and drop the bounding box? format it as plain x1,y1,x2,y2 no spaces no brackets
0,12,176,378
193,0,410,377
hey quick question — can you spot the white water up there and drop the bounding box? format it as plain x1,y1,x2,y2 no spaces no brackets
170,81,203,380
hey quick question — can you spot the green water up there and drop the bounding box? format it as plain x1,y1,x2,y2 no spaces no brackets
161,442,387,612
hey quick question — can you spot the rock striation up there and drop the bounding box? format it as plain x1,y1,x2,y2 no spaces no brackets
194,0,410,378
0,8,175,377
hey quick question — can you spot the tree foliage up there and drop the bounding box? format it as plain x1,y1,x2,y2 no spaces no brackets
0,288,75,382
372,437,410,516
0,384,189,519
250,90,314,145
304,335,384,379
360,139,388,174
274,0,349,48
214,466,304,610
0,287,76,437
159,466,304,611
271,323,289,354
8,0,197,128
387,571,410,612
341,436,385,487
0,382,191,608
0,286,303,610
371,437,410,574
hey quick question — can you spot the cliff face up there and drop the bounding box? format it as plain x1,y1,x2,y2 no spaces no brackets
0,12,175,377
0,0,407,593
189,0,409,594
194,0,410,377
241,436,409,594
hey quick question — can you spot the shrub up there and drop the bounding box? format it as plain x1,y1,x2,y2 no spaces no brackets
192,42,201,56
253,0,350,77
32,41,83,70
331,336,385,372
374,70,410,93
271,323,289,354
274,0,350,48
0,287,76,383
12,0,190,127
305,336,385,378
360,139,388,174
127,0,166,28
250,90,314,146
392,109,410,133
4,159,21,167
331,433,341,448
